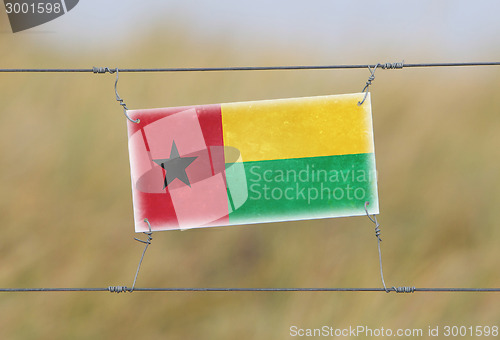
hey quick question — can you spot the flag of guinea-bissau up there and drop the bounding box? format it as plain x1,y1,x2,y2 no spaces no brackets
127,93,379,232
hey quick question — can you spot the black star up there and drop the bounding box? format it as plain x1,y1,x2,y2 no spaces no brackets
153,141,197,188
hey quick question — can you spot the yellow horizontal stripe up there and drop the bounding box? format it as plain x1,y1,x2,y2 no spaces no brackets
221,93,374,162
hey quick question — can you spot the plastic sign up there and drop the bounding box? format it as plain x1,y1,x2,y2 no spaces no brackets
127,93,379,232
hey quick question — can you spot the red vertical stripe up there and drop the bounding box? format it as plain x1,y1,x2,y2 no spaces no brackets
195,104,229,226
128,104,228,231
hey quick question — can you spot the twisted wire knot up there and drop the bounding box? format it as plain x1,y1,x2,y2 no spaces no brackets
108,286,129,293
380,61,404,70
363,73,375,91
92,67,116,74
134,219,153,245
358,64,378,106
392,286,415,293
364,202,382,242
374,222,382,242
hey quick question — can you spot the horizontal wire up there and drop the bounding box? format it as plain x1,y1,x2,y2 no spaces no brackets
1,287,500,293
0,62,500,73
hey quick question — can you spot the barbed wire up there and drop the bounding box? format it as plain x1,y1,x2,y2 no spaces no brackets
0,61,499,73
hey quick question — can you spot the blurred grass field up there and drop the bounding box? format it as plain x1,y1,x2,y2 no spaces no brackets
1,16,500,340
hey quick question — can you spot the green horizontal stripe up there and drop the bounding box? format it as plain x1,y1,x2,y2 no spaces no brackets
227,153,378,225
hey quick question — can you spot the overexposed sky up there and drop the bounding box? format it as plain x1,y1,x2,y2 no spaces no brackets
3,0,500,61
